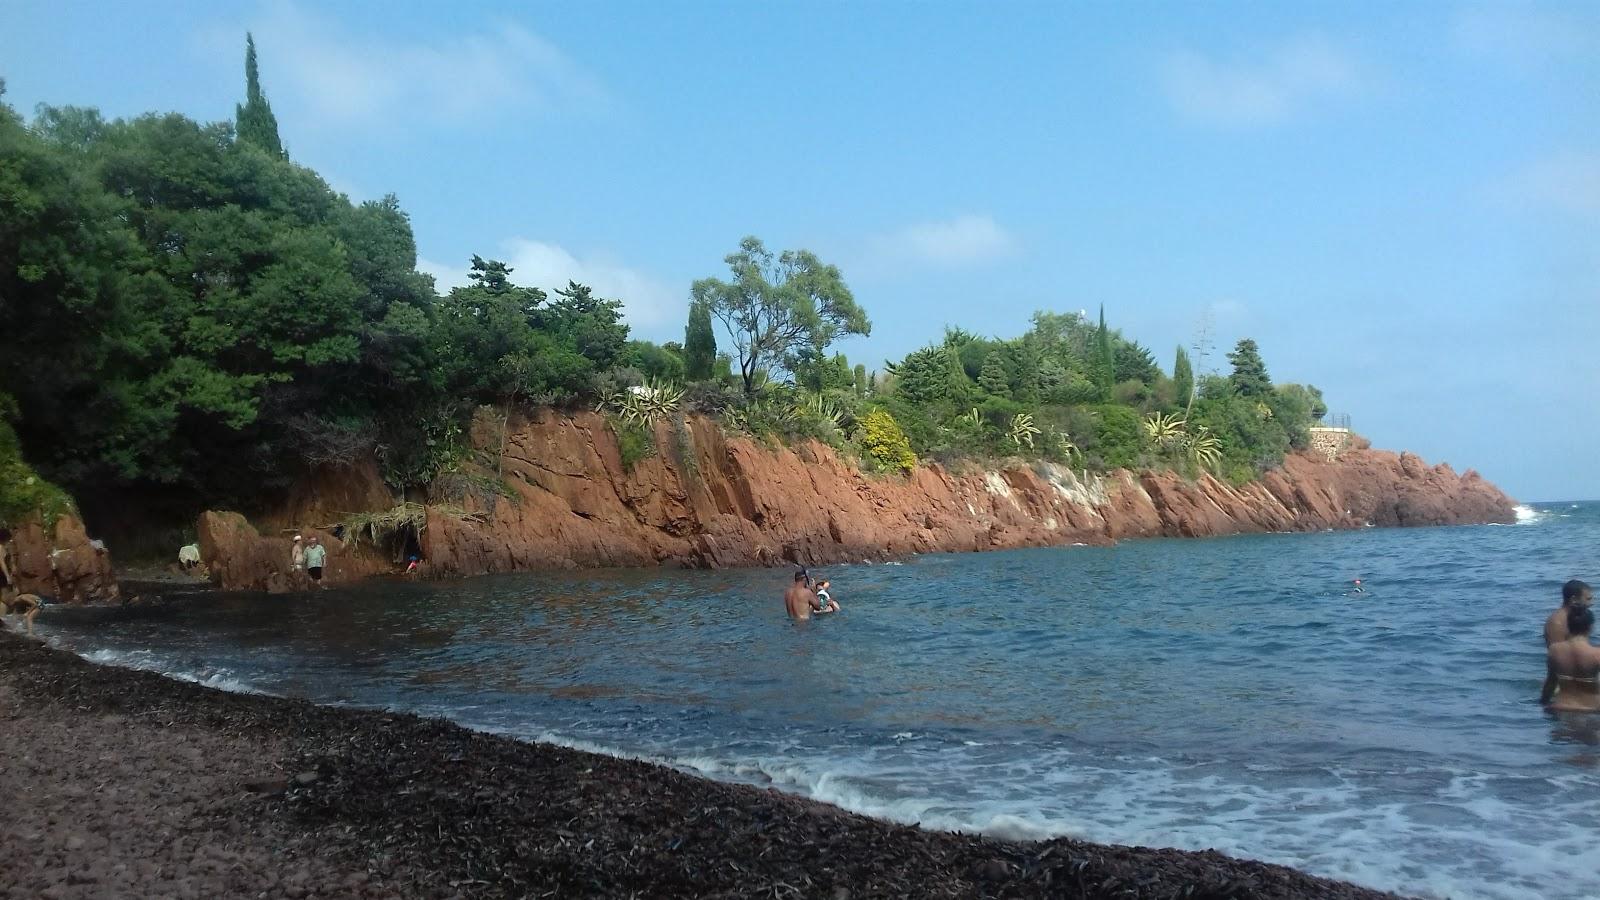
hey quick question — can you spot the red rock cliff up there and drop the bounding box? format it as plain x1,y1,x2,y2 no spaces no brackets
196,411,1515,591
8,514,119,604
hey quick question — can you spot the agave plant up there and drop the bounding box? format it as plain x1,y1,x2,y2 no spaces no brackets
1183,424,1223,469
636,379,684,423
595,388,625,415
957,407,983,431
1142,412,1187,449
1008,413,1041,449
1047,429,1079,463
793,393,844,432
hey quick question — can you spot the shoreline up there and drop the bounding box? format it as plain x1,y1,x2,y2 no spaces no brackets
2,632,1403,899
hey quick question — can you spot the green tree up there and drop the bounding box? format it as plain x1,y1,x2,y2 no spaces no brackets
978,351,1011,398
683,298,717,380
1227,338,1272,397
1094,306,1115,394
1173,346,1194,414
235,34,284,158
691,236,870,393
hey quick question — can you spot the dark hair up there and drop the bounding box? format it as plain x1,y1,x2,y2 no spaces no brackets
1569,605,1595,637
1564,580,1593,604
794,571,808,582
0,528,10,542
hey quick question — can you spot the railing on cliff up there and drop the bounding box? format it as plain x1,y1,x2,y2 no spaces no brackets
1313,413,1352,432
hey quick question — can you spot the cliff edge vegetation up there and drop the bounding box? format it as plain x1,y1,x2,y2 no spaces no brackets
0,43,1355,557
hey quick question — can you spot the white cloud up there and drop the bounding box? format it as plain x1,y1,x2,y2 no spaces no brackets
1493,151,1600,218
422,241,680,332
867,214,1020,268
1161,35,1366,127
201,1,611,128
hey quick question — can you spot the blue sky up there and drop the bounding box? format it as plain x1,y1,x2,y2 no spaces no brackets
2,1,1596,501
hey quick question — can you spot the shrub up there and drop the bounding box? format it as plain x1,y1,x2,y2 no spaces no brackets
1089,404,1144,470
0,417,75,529
611,417,656,471
858,409,916,474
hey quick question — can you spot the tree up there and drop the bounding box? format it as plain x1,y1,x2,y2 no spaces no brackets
235,34,284,158
978,352,1011,398
1173,346,1194,414
1227,338,1272,397
691,236,870,394
683,298,716,380
1094,305,1115,394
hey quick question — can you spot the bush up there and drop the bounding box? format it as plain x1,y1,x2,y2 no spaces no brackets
0,416,75,528
611,417,656,471
858,409,917,474
1089,404,1144,470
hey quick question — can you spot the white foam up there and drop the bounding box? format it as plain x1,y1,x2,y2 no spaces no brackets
75,646,269,696
1514,504,1542,524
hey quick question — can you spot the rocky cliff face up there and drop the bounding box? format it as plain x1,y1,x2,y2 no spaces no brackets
195,411,1516,592
9,514,119,604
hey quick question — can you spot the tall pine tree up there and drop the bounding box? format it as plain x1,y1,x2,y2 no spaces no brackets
235,33,285,158
683,298,717,381
1227,338,1272,397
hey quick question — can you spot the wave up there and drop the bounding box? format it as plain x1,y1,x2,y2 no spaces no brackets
1514,505,1543,524
73,645,270,696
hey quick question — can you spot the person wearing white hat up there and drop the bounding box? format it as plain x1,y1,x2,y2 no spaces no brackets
291,534,305,573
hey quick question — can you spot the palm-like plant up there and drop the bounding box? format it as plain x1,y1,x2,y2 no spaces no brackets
959,407,982,431
635,379,684,423
1048,429,1079,463
1142,412,1187,449
1183,425,1223,469
793,393,844,432
1008,413,1041,449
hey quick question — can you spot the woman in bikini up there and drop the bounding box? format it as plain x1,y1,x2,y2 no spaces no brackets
1542,606,1600,712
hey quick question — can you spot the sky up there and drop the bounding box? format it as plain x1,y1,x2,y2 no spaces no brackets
2,1,1596,501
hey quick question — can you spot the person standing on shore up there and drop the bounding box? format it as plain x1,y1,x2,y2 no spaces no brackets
1545,580,1593,646
0,528,12,601
303,536,327,590
290,535,304,574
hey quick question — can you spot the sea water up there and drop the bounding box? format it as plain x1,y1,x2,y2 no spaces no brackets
37,501,1600,900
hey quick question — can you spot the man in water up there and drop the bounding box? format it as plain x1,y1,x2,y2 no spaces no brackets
785,571,830,621
1545,580,1593,646
1543,605,1600,711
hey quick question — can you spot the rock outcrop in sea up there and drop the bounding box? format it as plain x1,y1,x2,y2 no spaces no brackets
192,411,1516,593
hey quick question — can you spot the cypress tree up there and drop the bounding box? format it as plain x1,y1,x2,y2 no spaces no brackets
1173,345,1194,412
1094,305,1115,393
683,298,716,381
236,33,285,158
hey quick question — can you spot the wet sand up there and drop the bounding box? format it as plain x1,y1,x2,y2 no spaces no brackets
0,632,1402,899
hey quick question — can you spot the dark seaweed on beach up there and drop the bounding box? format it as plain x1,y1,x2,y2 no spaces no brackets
2,633,1405,899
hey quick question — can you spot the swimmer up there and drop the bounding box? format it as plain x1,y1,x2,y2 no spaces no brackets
1347,579,1366,595
1546,580,1593,646
1542,605,1600,712
784,571,831,621
815,579,839,613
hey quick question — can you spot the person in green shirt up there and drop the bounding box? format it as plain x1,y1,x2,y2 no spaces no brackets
303,536,328,589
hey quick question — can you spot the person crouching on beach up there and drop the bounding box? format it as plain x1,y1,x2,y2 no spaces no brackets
303,536,327,589
1543,605,1600,711
1,592,43,636
1546,580,1593,646
815,579,839,613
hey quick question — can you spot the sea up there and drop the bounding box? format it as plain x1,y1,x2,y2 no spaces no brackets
33,500,1600,900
